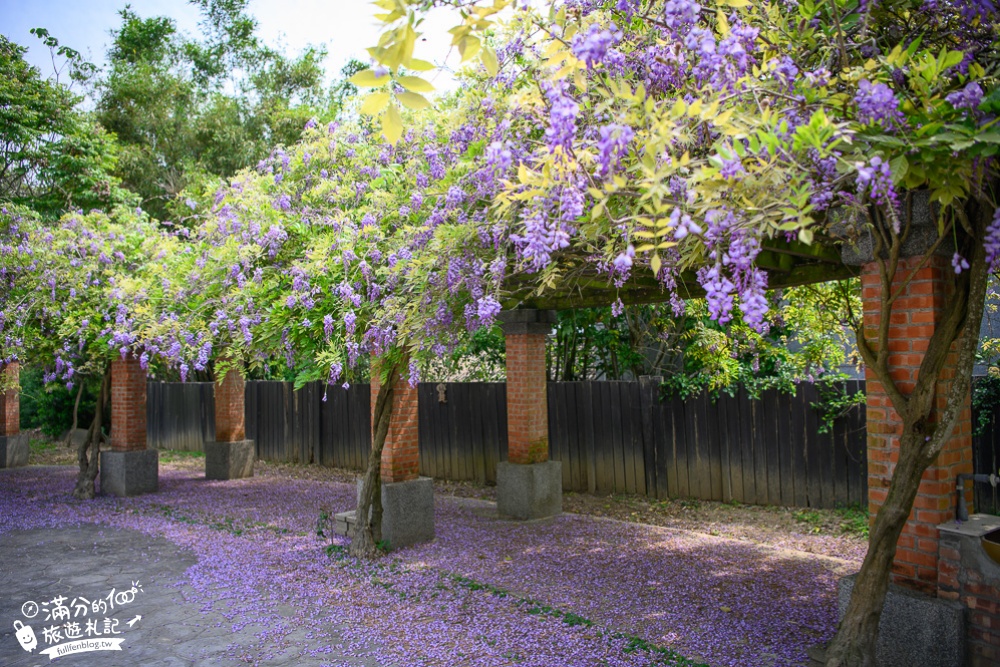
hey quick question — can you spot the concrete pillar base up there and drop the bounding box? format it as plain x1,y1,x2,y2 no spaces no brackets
100,449,158,497
837,573,964,667
205,440,255,480
336,476,435,550
0,434,29,468
497,461,562,520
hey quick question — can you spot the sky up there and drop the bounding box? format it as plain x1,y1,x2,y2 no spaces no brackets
0,0,463,89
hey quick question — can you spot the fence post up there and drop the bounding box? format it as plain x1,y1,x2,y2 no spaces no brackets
0,363,28,468
102,356,158,496
497,309,561,520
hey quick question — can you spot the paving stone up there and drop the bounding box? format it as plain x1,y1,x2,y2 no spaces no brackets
0,524,383,666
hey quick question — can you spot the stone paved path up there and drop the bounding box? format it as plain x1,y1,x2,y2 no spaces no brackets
0,523,377,667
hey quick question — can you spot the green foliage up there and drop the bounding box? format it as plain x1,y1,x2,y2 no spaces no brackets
0,35,134,217
18,366,97,438
93,1,348,219
973,372,1000,438
811,377,866,435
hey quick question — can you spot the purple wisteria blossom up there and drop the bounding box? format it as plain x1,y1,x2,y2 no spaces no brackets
571,23,621,69
854,80,906,130
946,82,984,111
596,124,634,177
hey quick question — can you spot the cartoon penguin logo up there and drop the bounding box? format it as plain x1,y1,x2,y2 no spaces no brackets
13,620,37,652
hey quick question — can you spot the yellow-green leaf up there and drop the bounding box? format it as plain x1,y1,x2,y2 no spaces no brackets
360,91,391,115
407,59,435,72
651,254,662,275
349,68,391,88
382,103,403,144
481,46,499,77
396,91,431,110
397,76,435,93
459,35,481,62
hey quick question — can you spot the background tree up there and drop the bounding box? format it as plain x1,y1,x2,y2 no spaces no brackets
0,35,134,218
94,0,345,220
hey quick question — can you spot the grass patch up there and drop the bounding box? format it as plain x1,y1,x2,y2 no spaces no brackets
158,448,205,461
834,504,869,539
793,505,869,539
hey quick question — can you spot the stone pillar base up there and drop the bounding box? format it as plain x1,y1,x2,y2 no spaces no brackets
0,434,29,468
336,476,435,550
100,449,159,497
205,440,255,480
497,461,562,520
837,572,964,667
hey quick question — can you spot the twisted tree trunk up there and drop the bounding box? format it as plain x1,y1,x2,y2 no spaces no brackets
63,381,84,448
824,195,991,665
72,368,110,499
349,363,395,558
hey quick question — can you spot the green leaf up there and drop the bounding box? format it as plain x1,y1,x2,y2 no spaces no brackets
382,103,403,144
397,76,435,93
406,59,435,72
360,91,391,115
889,155,909,182
396,91,431,111
481,46,499,77
349,68,391,88
458,35,481,62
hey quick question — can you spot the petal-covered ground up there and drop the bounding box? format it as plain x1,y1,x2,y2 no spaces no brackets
0,463,860,667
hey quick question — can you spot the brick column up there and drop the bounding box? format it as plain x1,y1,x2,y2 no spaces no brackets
349,356,432,549
370,360,419,483
0,362,19,437
0,362,28,468
215,368,246,442
862,254,973,593
205,360,254,480
502,311,555,465
497,310,561,519
110,356,147,451
103,356,157,495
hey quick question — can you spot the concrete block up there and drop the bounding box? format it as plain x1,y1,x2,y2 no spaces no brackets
100,449,159,497
353,476,435,549
838,573,964,667
204,440,255,480
829,191,952,266
0,434,29,468
496,461,562,520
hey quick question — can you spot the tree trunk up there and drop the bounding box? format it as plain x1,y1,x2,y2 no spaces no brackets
824,195,991,665
824,431,936,665
64,381,84,448
349,365,395,559
72,369,110,499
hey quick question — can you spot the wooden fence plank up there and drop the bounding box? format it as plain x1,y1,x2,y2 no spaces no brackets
639,378,658,499
791,387,809,507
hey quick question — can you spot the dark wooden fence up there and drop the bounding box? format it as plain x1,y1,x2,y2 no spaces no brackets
146,382,215,451
145,378,998,511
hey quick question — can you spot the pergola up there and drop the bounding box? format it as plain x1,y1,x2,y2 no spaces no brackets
0,220,984,658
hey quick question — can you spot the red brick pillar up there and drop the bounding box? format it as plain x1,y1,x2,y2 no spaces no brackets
111,356,147,452
501,311,556,464
0,362,27,468
862,254,973,593
215,368,246,442
0,362,19,437
370,359,419,483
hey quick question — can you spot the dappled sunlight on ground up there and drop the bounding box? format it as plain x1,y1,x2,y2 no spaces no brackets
2,461,856,667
